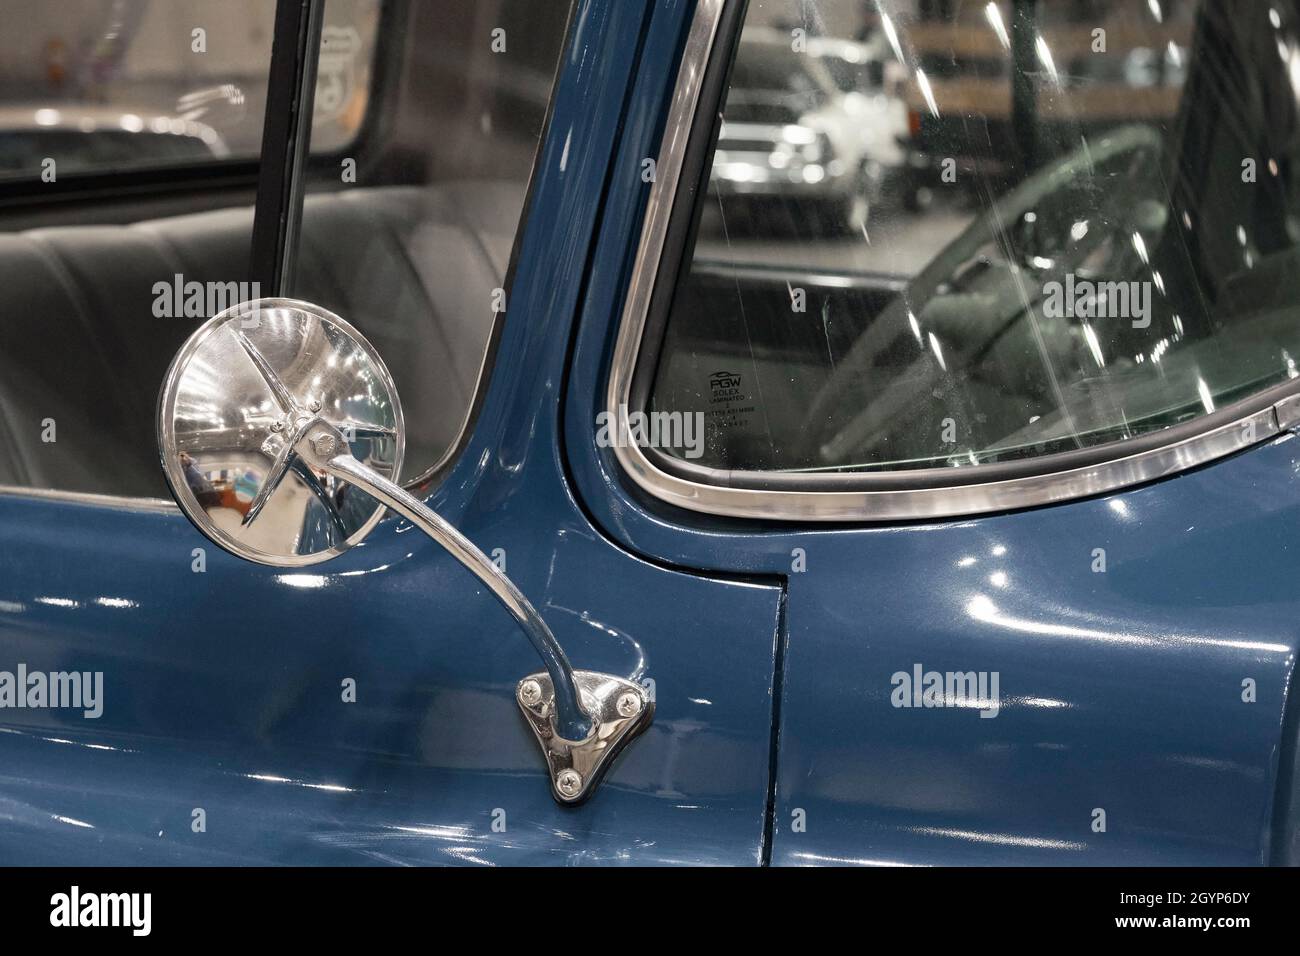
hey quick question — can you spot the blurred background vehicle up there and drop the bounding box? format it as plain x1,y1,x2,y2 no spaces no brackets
806,32,910,216
708,28,896,236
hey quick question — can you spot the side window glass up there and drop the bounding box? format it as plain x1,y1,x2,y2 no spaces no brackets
0,1,378,181
0,1,285,498
0,0,566,499
650,0,1300,477
289,0,574,486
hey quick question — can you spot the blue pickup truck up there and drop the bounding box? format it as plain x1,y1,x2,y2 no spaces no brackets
0,0,1297,867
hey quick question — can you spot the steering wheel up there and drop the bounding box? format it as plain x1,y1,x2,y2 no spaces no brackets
800,124,1166,469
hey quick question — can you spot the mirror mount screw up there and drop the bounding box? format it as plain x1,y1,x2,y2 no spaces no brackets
556,770,583,798
616,691,642,718
519,679,542,706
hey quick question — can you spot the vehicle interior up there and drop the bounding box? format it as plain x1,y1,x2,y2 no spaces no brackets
0,0,566,498
649,0,1300,477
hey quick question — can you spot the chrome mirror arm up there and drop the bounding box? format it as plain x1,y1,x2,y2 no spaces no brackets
317,447,592,741
308,434,654,806
160,299,651,805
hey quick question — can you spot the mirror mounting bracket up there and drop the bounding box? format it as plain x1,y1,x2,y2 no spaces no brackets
516,671,654,804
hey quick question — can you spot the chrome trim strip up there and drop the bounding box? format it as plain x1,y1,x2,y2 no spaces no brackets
604,0,1296,522
691,259,910,293
0,485,178,513
1275,392,1300,431
612,408,1281,522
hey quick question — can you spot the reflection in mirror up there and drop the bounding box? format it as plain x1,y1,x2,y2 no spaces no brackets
158,298,404,566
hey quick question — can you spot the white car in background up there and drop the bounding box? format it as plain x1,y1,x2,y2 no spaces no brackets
710,30,868,233
710,29,908,234
806,34,909,195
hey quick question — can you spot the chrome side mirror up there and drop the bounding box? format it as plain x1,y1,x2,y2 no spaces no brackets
158,299,652,803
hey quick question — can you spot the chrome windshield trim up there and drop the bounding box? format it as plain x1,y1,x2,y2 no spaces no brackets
604,0,1296,523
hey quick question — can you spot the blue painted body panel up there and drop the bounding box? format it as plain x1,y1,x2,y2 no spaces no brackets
0,492,779,865
561,2,1300,866
0,0,781,866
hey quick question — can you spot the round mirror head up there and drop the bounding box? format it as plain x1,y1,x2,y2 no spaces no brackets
158,298,405,566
